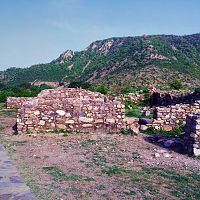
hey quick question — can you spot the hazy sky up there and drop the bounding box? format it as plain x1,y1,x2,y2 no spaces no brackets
0,0,199,70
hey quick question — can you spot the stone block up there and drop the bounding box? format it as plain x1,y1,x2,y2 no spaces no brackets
38,120,46,126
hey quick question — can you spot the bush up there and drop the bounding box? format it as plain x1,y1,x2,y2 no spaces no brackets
94,85,108,95
144,125,184,137
0,91,7,103
68,81,91,89
121,128,135,135
0,84,53,103
169,79,184,90
125,101,142,118
195,87,200,93
121,85,134,94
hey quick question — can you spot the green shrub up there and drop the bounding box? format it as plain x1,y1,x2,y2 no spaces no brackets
121,85,135,94
68,81,91,89
144,125,184,137
169,79,184,90
94,85,109,95
195,87,200,93
121,128,135,135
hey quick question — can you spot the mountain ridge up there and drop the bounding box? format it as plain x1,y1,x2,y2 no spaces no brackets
1,33,200,88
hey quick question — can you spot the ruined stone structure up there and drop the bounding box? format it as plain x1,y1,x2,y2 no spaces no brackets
150,90,200,107
32,81,60,88
184,114,200,156
150,101,200,131
7,97,35,109
17,87,126,134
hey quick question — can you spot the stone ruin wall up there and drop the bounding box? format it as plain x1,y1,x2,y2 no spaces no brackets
7,97,35,109
150,101,200,131
17,87,126,134
184,114,200,156
150,90,200,107
32,81,60,87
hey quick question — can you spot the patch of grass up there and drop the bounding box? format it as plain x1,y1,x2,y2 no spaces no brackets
102,165,200,199
145,168,200,199
52,129,85,136
120,128,135,135
0,109,17,117
81,139,97,147
92,153,107,167
43,166,83,181
63,187,81,194
96,184,106,191
132,152,141,161
102,165,127,176
12,140,27,146
144,126,184,137
125,101,142,118
0,103,6,109
123,190,136,196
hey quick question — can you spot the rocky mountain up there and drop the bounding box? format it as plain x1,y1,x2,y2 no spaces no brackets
2,33,200,88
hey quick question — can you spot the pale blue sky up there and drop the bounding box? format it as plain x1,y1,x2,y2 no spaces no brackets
0,0,199,69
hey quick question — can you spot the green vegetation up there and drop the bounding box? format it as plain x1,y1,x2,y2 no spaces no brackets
53,129,82,136
195,87,200,93
169,79,185,90
144,125,184,137
1,34,200,89
102,165,200,199
43,166,83,181
125,101,141,117
68,81,91,89
0,84,53,103
120,128,135,135
0,109,17,117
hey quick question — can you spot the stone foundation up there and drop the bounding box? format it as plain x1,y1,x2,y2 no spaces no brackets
150,101,200,131
17,87,126,134
184,114,200,156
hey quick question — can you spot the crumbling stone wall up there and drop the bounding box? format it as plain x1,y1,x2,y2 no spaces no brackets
7,97,35,109
17,87,126,134
32,81,59,87
151,101,200,131
184,114,200,156
150,91,200,107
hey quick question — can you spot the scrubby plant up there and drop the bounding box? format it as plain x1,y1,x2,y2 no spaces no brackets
68,81,91,89
194,87,200,93
121,128,135,135
121,85,135,94
144,125,184,137
169,79,184,90
94,85,109,95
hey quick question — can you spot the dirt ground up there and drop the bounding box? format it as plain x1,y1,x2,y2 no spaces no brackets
1,109,200,200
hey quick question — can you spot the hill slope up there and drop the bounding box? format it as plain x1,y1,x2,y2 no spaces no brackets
2,33,200,88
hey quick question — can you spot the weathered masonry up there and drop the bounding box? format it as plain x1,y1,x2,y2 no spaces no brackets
150,101,200,131
184,114,200,156
7,97,35,109
17,87,126,133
